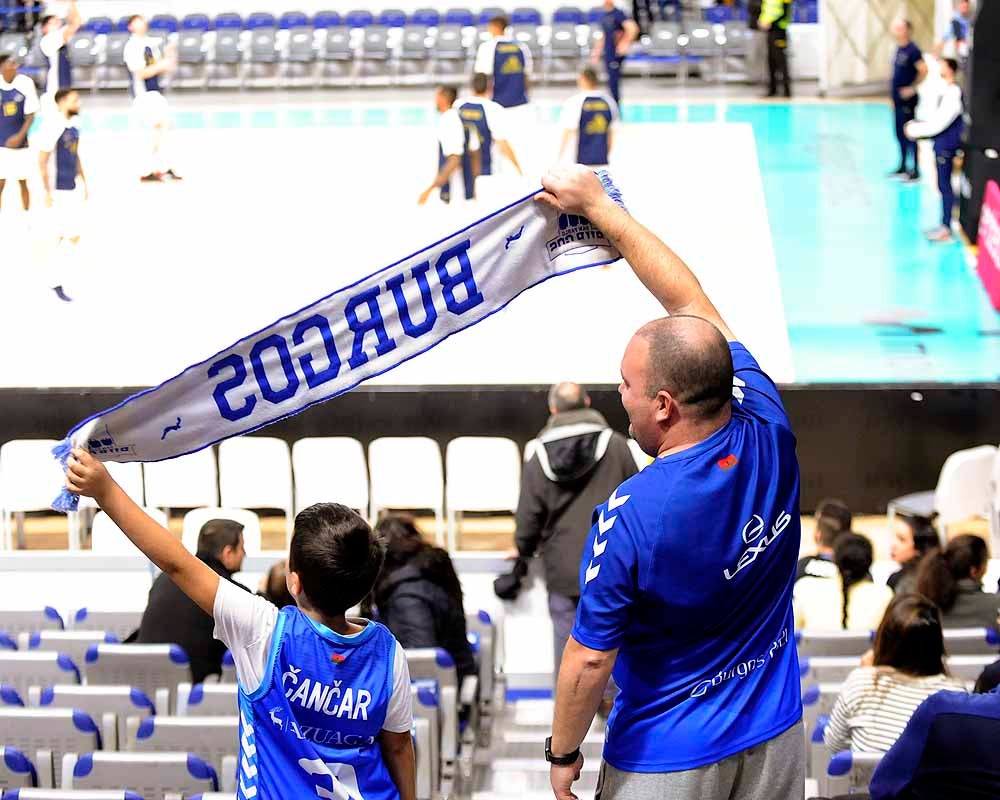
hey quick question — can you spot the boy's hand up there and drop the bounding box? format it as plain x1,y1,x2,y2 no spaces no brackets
66,447,114,502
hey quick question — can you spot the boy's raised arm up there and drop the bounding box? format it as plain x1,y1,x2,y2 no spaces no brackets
66,448,221,614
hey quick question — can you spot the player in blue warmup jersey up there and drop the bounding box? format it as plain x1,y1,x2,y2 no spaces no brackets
558,69,620,168
458,73,523,196
65,453,417,800
474,16,532,109
888,18,927,183
0,54,39,213
37,88,87,303
537,166,803,800
589,0,638,107
38,0,82,106
418,85,480,206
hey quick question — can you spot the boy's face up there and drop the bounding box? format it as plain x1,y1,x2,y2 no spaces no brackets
0,59,17,83
60,91,81,116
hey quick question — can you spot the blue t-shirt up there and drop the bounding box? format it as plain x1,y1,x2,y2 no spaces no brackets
458,100,493,175
491,40,528,108
572,342,802,773
0,84,29,148
237,609,400,800
892,42,923,103
601,7,627,64
54,126,80,191
577,94,614,166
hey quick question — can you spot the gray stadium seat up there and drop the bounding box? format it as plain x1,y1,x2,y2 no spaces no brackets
430,24,467,79
65,752,218,800
69,612,141,642
99,32,131,89
0,33,28,59
0,653,80,706
320,26,354,86
511,25,542,63
283,26,317,86
405,648,474,778
19,633,118,670
67,33,98,90
0,745,38,790
0,708,101,788
357,25,392,85
175,683,237,717
798,655,859,685
800,682,841,744
796,629,872,658
127,716,237,778
547,22,583,81
397,25,432,83
82,646,189,715
2,792,146,799
943,627,1000,655
824,750,884,797
411,717,432,800
466,610,498,728
410,685,440,795
0,610,64,637
946,654,997,683
246,28,280,86
174,29,208,88
31,685,155,751
208,28,242,88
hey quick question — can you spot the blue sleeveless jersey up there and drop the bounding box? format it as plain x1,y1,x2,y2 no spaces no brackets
54,126,79,191
492,40,527,108
130,45,161,97
437,119,474,204
458,101,493,175
45,44,72,93
237,609,400,800
577,94,613,166
0,85,29,148
935,99,964,154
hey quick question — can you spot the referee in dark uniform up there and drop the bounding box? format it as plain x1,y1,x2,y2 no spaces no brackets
758,0,792,98
590,0,639,107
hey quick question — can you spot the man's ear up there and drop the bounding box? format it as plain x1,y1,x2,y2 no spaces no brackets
654,389,675,424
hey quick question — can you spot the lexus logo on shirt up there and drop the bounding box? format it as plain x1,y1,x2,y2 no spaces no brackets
724,510,792,581
741,515,765,544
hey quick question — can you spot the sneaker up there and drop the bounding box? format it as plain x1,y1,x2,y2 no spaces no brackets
52,285,73,302
140,172,164,182
902,170,921,183
886,168,908,179
164,169,184,181
926,227,953,242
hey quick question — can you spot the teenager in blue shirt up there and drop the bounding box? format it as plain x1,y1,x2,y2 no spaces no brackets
558,68,620,168
888,18,927,182
65,452,417,800
589,0,639,107
473,16,532,109
538,166,802,800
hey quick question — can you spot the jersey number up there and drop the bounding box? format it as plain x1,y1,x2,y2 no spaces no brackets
299,758,365,800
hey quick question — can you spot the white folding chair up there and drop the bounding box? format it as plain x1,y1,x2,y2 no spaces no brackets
30,684,156,751
90,510,168,557
127,715,238,778
369,438,444,545
0,708,101,788
0,745,39,789
175,682,237,716
19,631,119,669
0,609,65,636
0,653,80,705
0,440,69,550
69,610,143,640
143,450,219,511
291,437,369,514
64,752,219,799
445,437,520,551
180,508,262,556
217,437,293,542
82,644,191,714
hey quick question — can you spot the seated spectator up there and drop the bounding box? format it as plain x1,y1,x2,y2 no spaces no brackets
888,514,939,595
824,595,966,754
916,534,999,632
869,687,1000,799
795,497,852,583
795,532,892,631
973,660,1000,694
260,559,295,608
136,518,249,683
365,515,476,683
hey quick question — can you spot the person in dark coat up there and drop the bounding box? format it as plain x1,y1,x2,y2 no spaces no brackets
135,518,249,684
366,515,476,684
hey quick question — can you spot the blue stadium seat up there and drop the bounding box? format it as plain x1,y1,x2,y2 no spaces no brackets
149,14,178,34
181,14,212,31
345,10,375,28
704,6,733,23
587,5,605,23
115,16,131,32
0,633,15,650
444,7,475,26
552,6,585,24
213,13,244,30
478,7,506,25
378,9,407,27
246,12,277,30
1,684,24,706
411,8,441,26
511,6,542,25
83,17,113,34
312,10,342,28
279,11,310,29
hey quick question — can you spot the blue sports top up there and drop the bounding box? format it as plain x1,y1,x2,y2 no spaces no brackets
892,42,922,102
600,7,627,63
491,40,528,108
572,342,802,773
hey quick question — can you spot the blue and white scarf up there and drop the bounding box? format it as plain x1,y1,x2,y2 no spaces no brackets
52,176,625,510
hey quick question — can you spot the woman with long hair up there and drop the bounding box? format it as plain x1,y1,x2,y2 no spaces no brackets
364,515,477,683
888,514,940,595
824,595,966,754
916,534,998,631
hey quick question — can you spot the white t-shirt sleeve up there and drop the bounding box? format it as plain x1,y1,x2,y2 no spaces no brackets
212,578,280,695
383,641,413,733
124,39,147,74
34,119,64,153
520,41,533,76
560,94,583,131
474,39,495,75
607,94,621,125
40,30,63,59
438,110,465,157
483,100,509,140
16,76,39,114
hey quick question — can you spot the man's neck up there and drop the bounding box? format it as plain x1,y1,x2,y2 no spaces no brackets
656,409,732,458
300,607,365,636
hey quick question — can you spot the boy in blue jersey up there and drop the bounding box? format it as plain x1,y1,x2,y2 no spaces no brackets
473,16,532,109
589,0,638,107
64,454,418,800
0,55,39,213
558,69,619,168
38,0,82,106
537,166,803,800
888,18,927,183
905,58,965,242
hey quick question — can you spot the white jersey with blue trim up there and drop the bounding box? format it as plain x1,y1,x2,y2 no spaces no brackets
124,35,163,98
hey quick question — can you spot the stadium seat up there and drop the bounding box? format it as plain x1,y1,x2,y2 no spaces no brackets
291,438,368,515
311,10,342,29
19,632,118,670
798,656,859,685
217,438,293,541
943,627,1000,655
947,654,997,682
65,752,218,799
181,14,212,31
553,6,585,24
0,33,28,60
808,715,829,780
478,7,506,26
213,13,243,30
180,508,262,558
1,683,24,706
33,684,155,751
430,24,468,79
209,26,242,88
175,683,237,716
587,5,605,24
0,653,79,704
410,684,440,795
128,715,237,778
115,17,131,33
466,609,499,725
320,25,354,86
511,7,543,25
245,12,276,30
0,609,64,637
0,746,38,790
345,10,374,28
0,708,100,788
546,22,584,81
396,24,433,82
90,510,168,558
646,20,682,61
445,437,520,550
824,750,883,797
69,611,142,642
279,11,309,29
796,629,872,658
411,716,433,800
410,8,441,27
98,32,131,90
175,29,209,88
369,438,444,544
405,648,473,777
722,21,753,59
0,440,67,551
246,27,280,86
82,645,190,714
800,682,841,743
83,17,113,35
284,24,318,85
888,444,998,539
704,5,733,23
357,25,393,85
2,792,145,799
142,450,219,512
149,15,178,34
511,25,542,61
378,9,408,28
443,8,475,26
0,634,15,651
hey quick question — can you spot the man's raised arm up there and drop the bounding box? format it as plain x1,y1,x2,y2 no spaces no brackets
537,165,736,341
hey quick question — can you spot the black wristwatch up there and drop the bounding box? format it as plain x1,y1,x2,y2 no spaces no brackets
544,736,581,765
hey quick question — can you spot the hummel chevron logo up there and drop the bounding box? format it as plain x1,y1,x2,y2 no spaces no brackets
585,489,632,584
733,376,746,404
607,487,630,510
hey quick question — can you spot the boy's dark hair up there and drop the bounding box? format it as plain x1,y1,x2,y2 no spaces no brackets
289,503,385,617
815,497,852,538
40,14,57,28
581,66,599,86
471,72,489,94
0,55,11,68
944,57,960,74
489,14,509,29
196,519,243,559
54,88,76,104
438,84,458,105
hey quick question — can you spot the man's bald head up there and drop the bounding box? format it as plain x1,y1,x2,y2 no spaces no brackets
548,382,590,414
634,316,733,420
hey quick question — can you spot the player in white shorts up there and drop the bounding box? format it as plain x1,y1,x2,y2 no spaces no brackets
37,88,87,303
418,85,480,206
0,54,39,213
124,14,182,182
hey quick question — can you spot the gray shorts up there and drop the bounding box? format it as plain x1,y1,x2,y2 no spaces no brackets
595,720,804,800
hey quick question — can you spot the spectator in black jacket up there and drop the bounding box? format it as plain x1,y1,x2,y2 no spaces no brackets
366,515,476,683
136,518,249,683
513,382,637,683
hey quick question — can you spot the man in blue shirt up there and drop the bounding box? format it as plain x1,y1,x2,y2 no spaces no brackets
934,0,971,68
589,0,638,106
889,18,927,182
537,165,803,800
